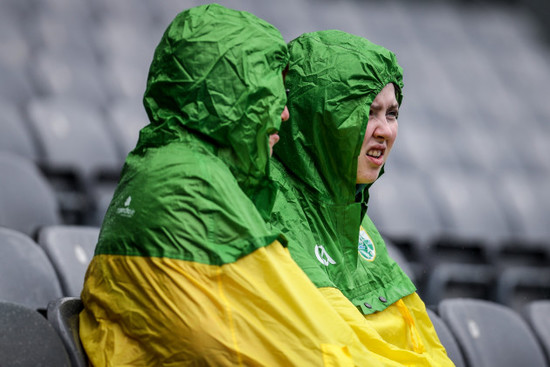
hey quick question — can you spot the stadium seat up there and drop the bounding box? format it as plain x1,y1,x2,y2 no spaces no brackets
423,263,496,307
495,172,550,246
426,308,465,367
368,169,443,265
47,297,88,367
25,96,122,224
439,298,547,367
0,152,61,237
386,238,417,284
495,266,550,312
28,48,109,109
424,170,512,266
37,225,99,297
430,170,511,244
523,300,550,364
105,97,149,159
0,101,38,162
0,301,71,366
0,12,35,105
0,227,63,311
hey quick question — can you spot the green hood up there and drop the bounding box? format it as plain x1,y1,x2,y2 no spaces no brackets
270,31,413,313
138,4,289,214
274,30,403,205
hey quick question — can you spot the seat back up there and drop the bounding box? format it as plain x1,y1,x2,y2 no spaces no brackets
386,239,416,284
0,227,63,310
439,298,547,367
47,297,88,367
423,263,496,306
25,96,122,224
0,301,71,366
37,225,99,297
523,300,550,364
0,101,38,161
0,152,61,237
496,267,550,312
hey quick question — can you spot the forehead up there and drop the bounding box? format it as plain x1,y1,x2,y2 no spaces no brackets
371,84,398,108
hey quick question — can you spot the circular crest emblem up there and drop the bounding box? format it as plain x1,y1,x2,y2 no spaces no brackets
358,228,376,261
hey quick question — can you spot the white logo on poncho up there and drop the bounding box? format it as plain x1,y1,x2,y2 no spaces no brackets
116,196,135,218
358,227,376,261
315,244,336,266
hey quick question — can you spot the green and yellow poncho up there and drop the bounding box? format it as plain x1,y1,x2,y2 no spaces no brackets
79,6,410,367
271,30,454,366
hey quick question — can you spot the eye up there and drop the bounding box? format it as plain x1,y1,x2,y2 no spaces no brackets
387,110,399,120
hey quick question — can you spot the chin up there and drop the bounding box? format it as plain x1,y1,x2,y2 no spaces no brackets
357,170,381,184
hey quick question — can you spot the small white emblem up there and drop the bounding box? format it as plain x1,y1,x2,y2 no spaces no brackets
116,195,136,218
315,244,336,266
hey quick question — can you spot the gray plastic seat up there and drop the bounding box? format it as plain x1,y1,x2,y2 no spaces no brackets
0,101,38,161
429,170,512,245
0,301,71,366
496,172,550,245
424,170,511,267
47,297,88,367
368,169,443,264
439,298,547,367
523,300,550,364
426,308,465,367
496,266,550,312
423,263,496,307
29,49,108,109
0,152,61,237
37,225,99,297
385,239,416,284
0,12,35,105
0,227,63,311
26,96,122,224
105,97,149,159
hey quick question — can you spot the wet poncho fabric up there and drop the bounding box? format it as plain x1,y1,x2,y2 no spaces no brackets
91,3,289,267
271,30,454,366
272,29,413,315
78,6,413,366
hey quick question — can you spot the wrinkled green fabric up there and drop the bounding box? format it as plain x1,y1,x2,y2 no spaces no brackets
271,30,415,314
94,4,289,264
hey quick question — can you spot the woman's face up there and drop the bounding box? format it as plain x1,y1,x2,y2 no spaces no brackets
356,83,399,183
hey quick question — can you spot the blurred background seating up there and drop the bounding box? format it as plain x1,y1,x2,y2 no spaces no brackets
1,0,550,362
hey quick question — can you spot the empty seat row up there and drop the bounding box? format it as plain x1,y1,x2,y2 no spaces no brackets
0,225,98,311
386,238,550,312
431,298,550,367
0,297,87,367
4,296,550,367
0,96,148,225
370,169,550,272
421,263,550,311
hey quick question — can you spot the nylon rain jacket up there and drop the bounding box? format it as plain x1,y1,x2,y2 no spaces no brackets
271,30,455,366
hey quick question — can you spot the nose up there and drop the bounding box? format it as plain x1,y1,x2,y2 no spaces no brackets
281,105,289,122
373,117,392,141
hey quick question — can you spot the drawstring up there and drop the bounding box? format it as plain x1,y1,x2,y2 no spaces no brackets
395,299,425,354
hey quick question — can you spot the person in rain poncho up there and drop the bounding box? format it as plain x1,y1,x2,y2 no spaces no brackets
270,30,455,366
79,5,400,366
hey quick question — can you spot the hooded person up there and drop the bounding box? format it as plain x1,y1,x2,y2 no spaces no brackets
270,30,455,366
79,5,399,366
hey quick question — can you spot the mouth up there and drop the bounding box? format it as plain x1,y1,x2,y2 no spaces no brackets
366,148,385,165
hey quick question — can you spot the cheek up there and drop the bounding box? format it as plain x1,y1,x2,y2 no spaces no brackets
387,125,398,151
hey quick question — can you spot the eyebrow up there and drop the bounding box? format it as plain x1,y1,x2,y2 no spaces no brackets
370,102,399,110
